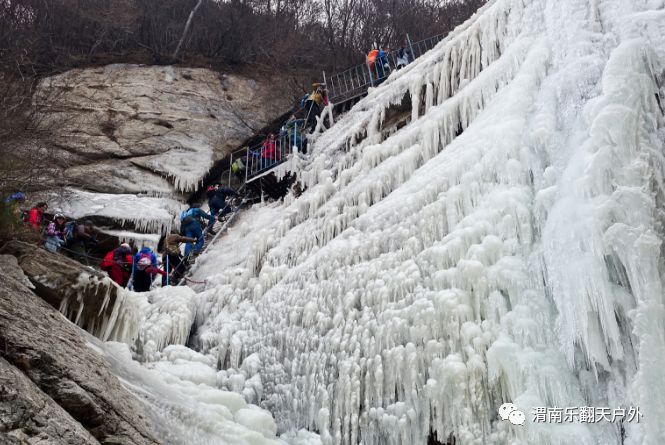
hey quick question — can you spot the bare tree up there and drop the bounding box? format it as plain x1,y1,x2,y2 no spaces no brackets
173,0,204,60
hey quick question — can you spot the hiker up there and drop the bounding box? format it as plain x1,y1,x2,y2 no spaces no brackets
284,115,307,153
231,155,247,179
26,202,47,230
260,133,280,169
206,184,238,223
3,192,26,229
180,204,209,255
100,243,133,287
4,192,26,217
304,83,328,131
44,213,67,253
161,231,196,286
131,246,165,292
396,46,410,69
376,47,391,80
3,192,25,204
367,48,379,71
68,220,98,263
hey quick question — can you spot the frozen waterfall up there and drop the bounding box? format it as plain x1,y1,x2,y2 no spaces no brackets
110,0,665,444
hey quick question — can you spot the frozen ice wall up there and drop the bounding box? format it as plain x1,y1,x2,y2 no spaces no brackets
50,188,182,234
179,0,665,444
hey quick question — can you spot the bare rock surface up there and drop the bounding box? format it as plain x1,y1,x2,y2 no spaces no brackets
0,241,128,341
38,64,291,195
0,356,101,445
0,258,158,444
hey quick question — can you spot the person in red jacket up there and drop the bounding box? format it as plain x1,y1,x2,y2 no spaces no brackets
26,202,48,230
100,243,133,287
260,133,280,169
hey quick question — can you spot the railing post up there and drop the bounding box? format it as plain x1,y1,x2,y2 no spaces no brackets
406,33,415,63
367,63,375,87
245,147,249,183
228,152,233,187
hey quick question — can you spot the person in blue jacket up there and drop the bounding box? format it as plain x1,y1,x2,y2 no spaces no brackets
180,204,210,255
131,246,165,292
377,47,391,80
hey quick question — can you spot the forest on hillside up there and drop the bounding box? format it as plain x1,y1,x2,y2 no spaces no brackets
1,0,486,76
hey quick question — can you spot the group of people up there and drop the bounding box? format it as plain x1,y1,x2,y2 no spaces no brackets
367,44,412,83
5,183,241,292
99,243,170,292
236,45,408,181
4,193,98,258
100,183,240,291
229,83,327,179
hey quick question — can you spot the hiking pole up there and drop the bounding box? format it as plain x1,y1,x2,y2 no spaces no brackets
166,255,169,286
127,261,135,291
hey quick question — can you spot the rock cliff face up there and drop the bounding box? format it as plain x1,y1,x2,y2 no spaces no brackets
0,256,158,444
38,64,291,196
0,242,134,342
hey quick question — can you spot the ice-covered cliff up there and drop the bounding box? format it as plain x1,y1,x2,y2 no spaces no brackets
105,0,665,444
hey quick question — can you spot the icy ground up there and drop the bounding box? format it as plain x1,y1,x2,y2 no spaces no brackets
88,0,665,443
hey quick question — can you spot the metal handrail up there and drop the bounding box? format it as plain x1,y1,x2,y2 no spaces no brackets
325,33,446,103
227,118,307,184
220,33,446,187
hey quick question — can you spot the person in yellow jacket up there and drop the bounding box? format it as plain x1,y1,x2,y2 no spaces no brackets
304,83,328,130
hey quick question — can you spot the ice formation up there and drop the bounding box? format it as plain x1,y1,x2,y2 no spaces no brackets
99,229,162,250
76,0,665,443
174,0,665,443
49,187,182,234
95,340,292,445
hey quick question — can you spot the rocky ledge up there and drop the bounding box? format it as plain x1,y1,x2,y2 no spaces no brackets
0,253,159,444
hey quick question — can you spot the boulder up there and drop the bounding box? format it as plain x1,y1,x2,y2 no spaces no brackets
35,64,292,196
0,357,100,445
0,260,158,444
0,242,135,342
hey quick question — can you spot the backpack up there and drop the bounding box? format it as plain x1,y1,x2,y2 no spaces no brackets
64,221,77,244
135,251,154,271
231,158,245,174
300,93,309,108
179,216,196,236
180,209,195,221
100,251,115,270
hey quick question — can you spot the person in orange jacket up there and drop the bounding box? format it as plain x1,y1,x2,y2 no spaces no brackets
367,48,379,70
26,202,48,230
